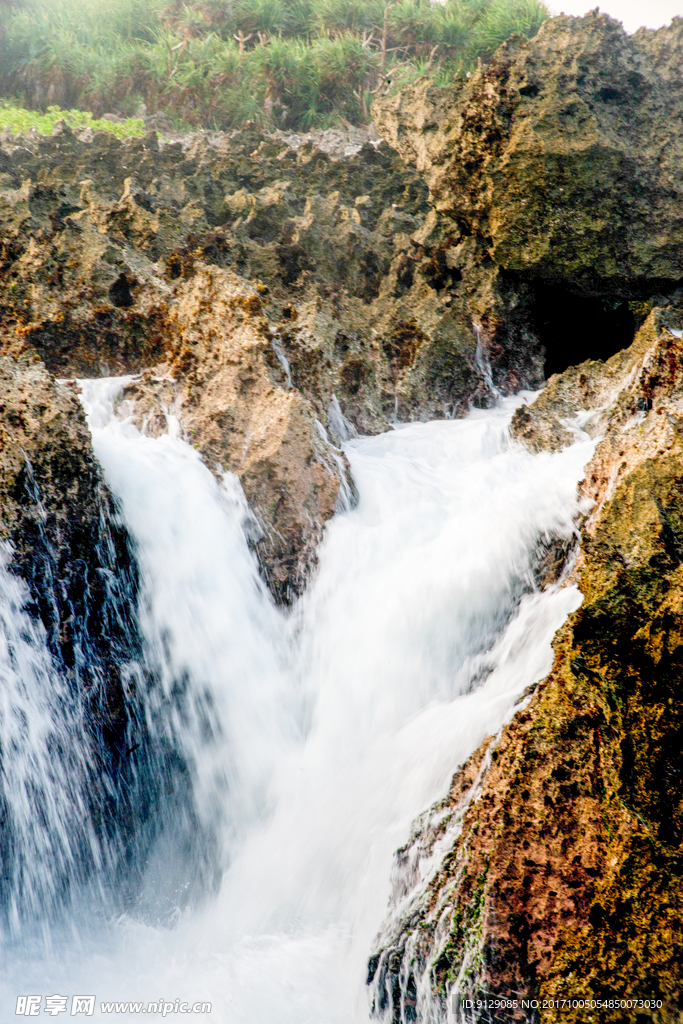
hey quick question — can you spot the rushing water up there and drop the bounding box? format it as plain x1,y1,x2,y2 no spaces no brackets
0,381,594,1021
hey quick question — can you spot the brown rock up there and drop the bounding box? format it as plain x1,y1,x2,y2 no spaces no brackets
0,123,514,600
374,14,683,379
375,15,683,288
118,266,342,601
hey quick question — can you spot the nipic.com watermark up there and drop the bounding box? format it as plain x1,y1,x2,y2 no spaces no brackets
15,997,212,1017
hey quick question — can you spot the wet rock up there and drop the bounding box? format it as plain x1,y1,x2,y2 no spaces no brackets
3,13,683,607
0,353,142,756
0,121,504,600
0,356,208,920
115,266,344,602
368,308,683,1021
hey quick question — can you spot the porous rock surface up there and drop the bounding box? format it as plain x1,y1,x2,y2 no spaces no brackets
0,116,541,599
373,13,683,372
368,308,683,1022
4,15,683,599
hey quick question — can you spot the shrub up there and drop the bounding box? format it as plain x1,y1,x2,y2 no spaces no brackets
0,100,146,137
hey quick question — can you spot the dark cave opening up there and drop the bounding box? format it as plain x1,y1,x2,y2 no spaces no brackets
532,286,636,378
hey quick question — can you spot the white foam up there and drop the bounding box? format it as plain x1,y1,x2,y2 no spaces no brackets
1,386,594,1022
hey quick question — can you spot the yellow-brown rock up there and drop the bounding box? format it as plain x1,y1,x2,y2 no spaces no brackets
374,15,683,289
373,14,683,377
118,266,341,600
0,123,512,598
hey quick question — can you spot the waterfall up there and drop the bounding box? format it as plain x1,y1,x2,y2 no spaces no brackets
78,378,293,912
0,381,594,1021
0,547,106,932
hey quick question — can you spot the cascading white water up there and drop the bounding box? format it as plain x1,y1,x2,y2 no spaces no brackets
0,548,107,934
80,379,292,881
0,381,594,1022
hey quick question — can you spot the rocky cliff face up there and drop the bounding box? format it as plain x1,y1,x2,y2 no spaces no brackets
0,117,540,599
3,14,683,602
367,307,683,1023
374,13,683,376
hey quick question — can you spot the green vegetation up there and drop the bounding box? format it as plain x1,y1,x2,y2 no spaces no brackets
0,101,146,137
0,0,548,132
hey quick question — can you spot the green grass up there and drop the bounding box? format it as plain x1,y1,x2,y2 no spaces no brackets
0,0,549,132
0,100,146,137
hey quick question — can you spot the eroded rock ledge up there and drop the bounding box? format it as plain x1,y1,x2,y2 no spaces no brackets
368,307,683,1021
4,13,683,599
0,118,534,600
0,122,478,600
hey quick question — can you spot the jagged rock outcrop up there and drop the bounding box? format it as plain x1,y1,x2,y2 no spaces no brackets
116,267,343,598
0,120,536,599
367,307,683,1022
373,13,683,376
4,13,683,601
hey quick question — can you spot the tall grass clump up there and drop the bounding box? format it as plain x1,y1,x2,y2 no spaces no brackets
0,0,549,132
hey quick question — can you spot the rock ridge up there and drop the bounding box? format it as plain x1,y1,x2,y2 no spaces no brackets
4,15,683,600
0,121,502,599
